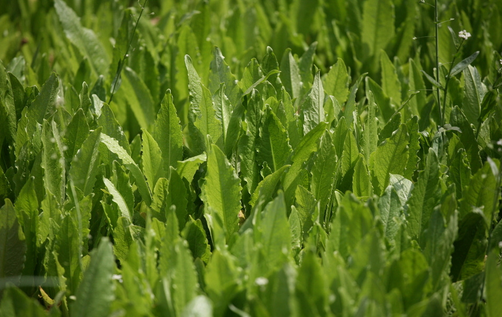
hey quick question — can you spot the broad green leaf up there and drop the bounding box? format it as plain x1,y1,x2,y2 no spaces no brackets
283,122,327,206
369,124,409,196
42,120,65,206
100,133,152,205
404,117,420,179
296,249,328,316
485,251,502,317
344,74,365,126
280,49,301,100
298,41,317,95
182,218,211,263
0,62,16,146
204,251,239,316
177,154,207,184
380,51,401,106
141,128,165,190
408,59,427,116
366,77,394,123
261,192,290,270
460,159,500,225
450,51,479,77
250,165,290,208
363,90,378,162
0,199,26,285
362,0,395,56
301,71,325,134
462,65,484,127
70,128,101,198
450,106,482,173
324,58,350,104
172,240,199,316
72,238,114,317
54,0,109,77
209,47,241,106
406,150,440,241
311,131,337,215
103,177,131,223
353,155,372,198
0,287,47,317
202,144,241,246
56,214,82,294
186,55,222,150
258,108,292,172
64,109,89,166
424,209,458,289
97,104,131,155
121,66,156,129
153,91,183,173
168,167,189,229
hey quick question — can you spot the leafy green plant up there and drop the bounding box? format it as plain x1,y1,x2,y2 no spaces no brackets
0,0,501,316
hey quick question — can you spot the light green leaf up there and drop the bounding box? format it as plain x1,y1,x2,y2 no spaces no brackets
353,154,371,198
103,178,131,223
141,128,165,191
462,65,484,127
311,131,337,214
362,0,395,56
204,251,239,316
406,150,440,241
209,47,241,106
261,192,290,269
202,144,241,246
172,240,199,316
154,90,184,173
408,59,427,116
363,90,378,162
324,58,350,104
369,124,409,196
280,49,301,100
259,108,292,172
70,128,101,198
0,287,48,317
64,109,90,166
121,66,156,129
100,133,152,205
250,165,290,209
380,51,402,106
450,51,479,77
302,71,325,134
42,120,65,206
54,0,109,76
72,238,115,317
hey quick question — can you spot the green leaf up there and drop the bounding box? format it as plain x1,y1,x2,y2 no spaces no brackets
261,192,290,270
485,251,502,317
406,150,440,241
462,65,483,127
64,109,89,166
280,49,301,100
141,128,165,191
103,177,132,223
0,287,47,317
301,71,325,134
450,51,479,77
258,108,292,172
69,128,101,198
153,90,184,173
56,214,82,294
311,131,337,215
182,218,211,263
42,119,65,206
369,124,409,196
121,66,156,129
353,155,372,198
323,58,350,104
0,199,26,286
421,70,443,90
408,59,427,116
250,165,290,209
202,144,241,247
204,251,239,316
380,51,402,106
363,90,378,162
72,238,115,317
172,240,199,316
362,0,395,56
100,133,152,205
209,47,241,106
54,0,109,76
296,249,328,316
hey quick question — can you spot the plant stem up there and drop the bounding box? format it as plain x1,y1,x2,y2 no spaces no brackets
435,0,442,126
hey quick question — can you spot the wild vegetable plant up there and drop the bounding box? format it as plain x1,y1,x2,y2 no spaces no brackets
0,0,501,316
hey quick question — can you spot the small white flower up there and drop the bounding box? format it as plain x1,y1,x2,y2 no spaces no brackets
499,59,502,65
255,277,269,286
458,30,471,40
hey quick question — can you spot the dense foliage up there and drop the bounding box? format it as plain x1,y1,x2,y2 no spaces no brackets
1,0,502,316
